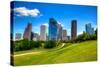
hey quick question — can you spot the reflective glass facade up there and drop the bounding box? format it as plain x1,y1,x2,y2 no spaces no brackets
85,23,94,34
48,18,58,40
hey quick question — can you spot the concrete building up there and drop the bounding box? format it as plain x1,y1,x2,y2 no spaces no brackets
67,36,71,40
33,33,39,41
23,23,32,40
15,33,22,40
40,25,47,41
57,24,63,40
62,29,67,41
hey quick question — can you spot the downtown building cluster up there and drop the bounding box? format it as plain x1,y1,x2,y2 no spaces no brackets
15,18,95,41
22,18,73,41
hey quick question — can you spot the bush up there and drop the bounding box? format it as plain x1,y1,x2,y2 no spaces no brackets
21,39,30,50
14,39,31,51
33,41,42,48
89,34,97,40
44,40,56,48
14,42,21,51
14,39,42,51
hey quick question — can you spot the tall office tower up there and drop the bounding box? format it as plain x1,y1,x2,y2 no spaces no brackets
23,23,32,40
85,23,94,34
91,28,95,34
31,32,34,40
67,36,71,40
15,33,22,40
62,29,67,41
71,20,77,40
57,24,63,40
46,33,48,40
40,25,46,41
85,23,92,34
33,33,39,41
48,18,58,40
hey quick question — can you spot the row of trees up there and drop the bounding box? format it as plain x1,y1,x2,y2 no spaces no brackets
13,40,57,51
75,28,97,42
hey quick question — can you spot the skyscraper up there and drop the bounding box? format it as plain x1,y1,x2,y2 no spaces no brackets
57,24,63,40
40,25,46,41
91,28,95,34
85,23,94,34
85,23,91,34
67,36,71,40
31,32,34,40
48,18,58,40
71,20,77,40
62,29,67,41
15,33,22,40
33,33,39,41
23,23,32,40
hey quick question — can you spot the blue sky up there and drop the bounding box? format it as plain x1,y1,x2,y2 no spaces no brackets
11,1,97,39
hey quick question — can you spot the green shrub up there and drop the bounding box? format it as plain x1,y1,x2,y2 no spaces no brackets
14,39,31,51
33,41,42,48
14,39,42,51
44,40,56,48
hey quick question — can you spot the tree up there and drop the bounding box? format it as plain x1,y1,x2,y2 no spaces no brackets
75,32,97,43
44,40,56,48
14,39,43,51
33,41,42,48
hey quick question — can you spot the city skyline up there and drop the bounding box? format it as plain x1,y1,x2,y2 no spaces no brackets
11,1,97,40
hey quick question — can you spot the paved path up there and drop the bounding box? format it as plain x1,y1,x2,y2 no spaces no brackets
14,51,42,57
60,43,65,48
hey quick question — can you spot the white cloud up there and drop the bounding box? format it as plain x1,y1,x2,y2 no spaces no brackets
13,7,41,17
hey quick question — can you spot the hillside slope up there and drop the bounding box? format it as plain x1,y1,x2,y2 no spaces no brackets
14,40,97,66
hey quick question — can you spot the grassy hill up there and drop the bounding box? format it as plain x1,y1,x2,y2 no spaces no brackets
13,40,97,66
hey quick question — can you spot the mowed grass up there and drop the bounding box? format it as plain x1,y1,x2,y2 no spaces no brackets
13,40,97,66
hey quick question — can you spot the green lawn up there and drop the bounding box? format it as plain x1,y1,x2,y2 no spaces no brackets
13,40,97,66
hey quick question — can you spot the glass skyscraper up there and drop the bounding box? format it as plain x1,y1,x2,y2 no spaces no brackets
85,23,94,34
48,18,58,40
